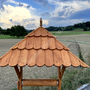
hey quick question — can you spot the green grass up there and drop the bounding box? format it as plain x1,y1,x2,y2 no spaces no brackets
51,31,90,36
0,35,24,39
11,67,90,90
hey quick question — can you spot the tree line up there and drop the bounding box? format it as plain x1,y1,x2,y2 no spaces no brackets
45,21,90,31
0,21,90,37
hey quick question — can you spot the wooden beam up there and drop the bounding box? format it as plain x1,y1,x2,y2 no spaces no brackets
22,79,58,86
58,67,61,90
14,66,20,79
60,66,66,79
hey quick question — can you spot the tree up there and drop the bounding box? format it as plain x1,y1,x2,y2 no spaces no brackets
83,27,88,31
0,27,2,34
10,25,27,38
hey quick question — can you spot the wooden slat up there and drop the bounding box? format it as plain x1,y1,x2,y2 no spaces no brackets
23,79,58,86
36,49,44,66
34,37,41,49
56,40,63,49
27,49,36,66
42,37,48,49
18,49,28,66
9,49,20,66
0,51,12,66
26,37,34,49
18,39,26,49
45,50,53,66
49,37,56,49
34,28,41,36
61,50,71,67
69,52,80,67
53,50,62,66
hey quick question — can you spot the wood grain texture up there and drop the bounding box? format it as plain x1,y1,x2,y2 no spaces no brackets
34,28,41,36
18,39,26,49
45,50,53,66
42,37,48,49
9,49,20,66
23,79,58,86
18,49,28,66
69,52,80,67
41,28,48,36
34,37,41,49
61,50,71,67
53,50,62,66
27,49,36,66
49,37,56,49
0,51,12,66
36,49,44,66
56,40,63,50
26,37,34,49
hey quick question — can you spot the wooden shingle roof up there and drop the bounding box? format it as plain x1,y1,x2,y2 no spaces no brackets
0,27,89,67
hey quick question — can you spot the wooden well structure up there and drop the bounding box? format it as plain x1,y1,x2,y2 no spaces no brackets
0,18,89,90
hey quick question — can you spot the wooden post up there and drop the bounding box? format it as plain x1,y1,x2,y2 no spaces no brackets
58,67,61,90
19,67,23,90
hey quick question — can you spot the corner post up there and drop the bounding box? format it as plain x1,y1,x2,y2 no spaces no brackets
58,67,61,90
19,67,23,90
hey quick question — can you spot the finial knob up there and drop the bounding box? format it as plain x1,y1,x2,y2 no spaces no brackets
40,18,42,27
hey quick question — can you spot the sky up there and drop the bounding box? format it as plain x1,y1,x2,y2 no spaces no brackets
0,0,90,29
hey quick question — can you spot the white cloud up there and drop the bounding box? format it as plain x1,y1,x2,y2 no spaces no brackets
48,0,90,18
0,3,48,29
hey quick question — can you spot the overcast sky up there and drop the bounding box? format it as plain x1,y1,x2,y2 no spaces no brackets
0,0,90,29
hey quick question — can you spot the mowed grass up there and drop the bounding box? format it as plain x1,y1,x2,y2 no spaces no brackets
51,31,90,36
0,35,24,39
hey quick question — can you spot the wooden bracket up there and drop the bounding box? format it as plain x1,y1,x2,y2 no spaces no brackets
14,65,20,79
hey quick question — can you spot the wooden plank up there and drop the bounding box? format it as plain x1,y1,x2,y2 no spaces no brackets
36,49,44,66
27,49,36,66
42,37,48,49
69,52,80,67
49,37,56,49
22,79,58,86
26,37,34,49
45,50,53,66
0,50,12,66
9,49,20,66
14,66,20,79
53,50,62,66
61,50,71,67
18,39,26,49
18,49,28,66
34,37,41,49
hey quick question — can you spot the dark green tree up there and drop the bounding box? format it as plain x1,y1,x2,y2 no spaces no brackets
0,27,2,34
10,25,27,38
83,27,88,31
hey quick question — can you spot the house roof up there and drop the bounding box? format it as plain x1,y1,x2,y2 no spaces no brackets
0,26,89,67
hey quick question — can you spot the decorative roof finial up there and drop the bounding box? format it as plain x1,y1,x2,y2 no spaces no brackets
40,18,42,27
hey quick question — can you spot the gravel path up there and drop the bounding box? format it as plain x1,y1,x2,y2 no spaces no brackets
0,34,90,90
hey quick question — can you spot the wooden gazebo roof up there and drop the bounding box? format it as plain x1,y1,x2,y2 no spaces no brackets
0,24,89,68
